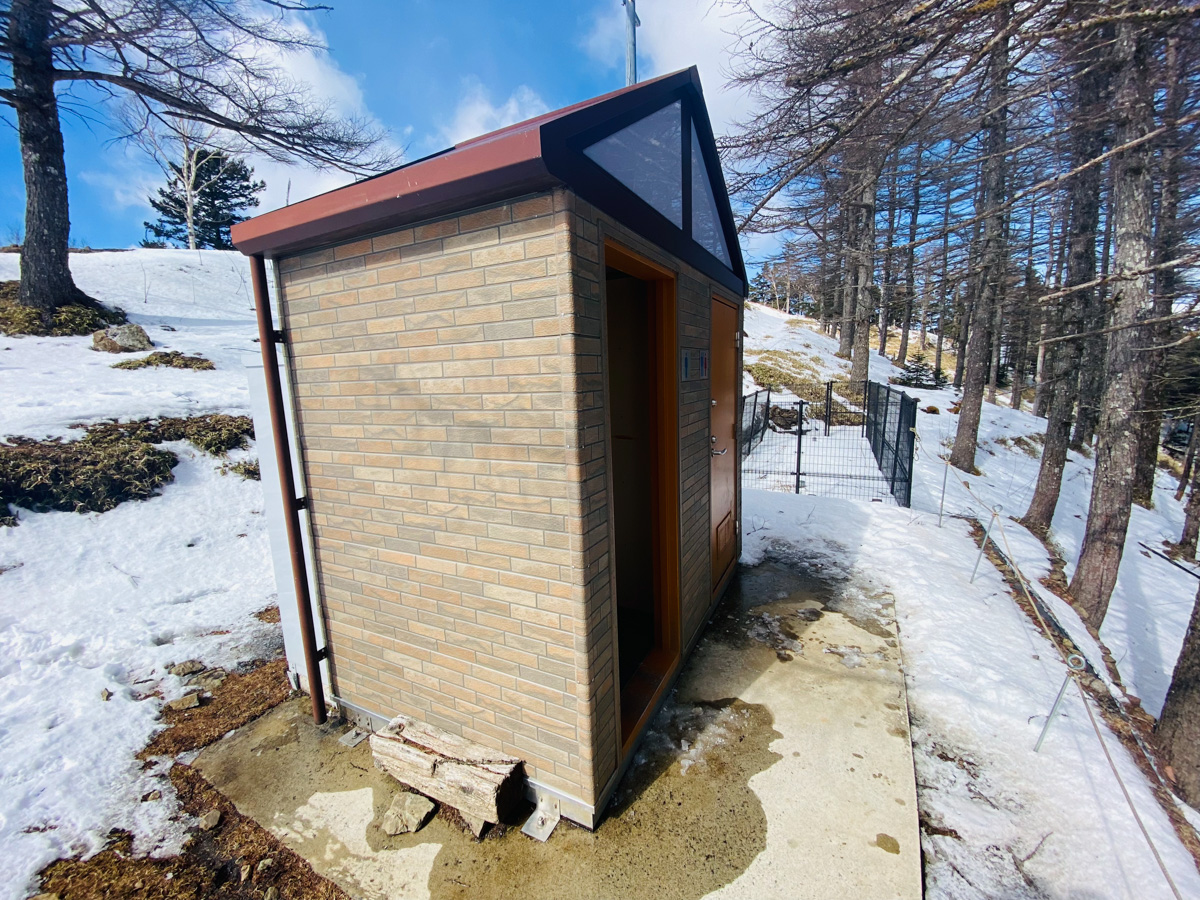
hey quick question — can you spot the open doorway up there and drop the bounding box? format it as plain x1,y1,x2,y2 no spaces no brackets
603,241,680,750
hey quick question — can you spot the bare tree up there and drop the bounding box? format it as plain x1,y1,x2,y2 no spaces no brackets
1069,14,1158,629
0,0,397,321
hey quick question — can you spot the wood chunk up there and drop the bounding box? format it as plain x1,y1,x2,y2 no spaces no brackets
370,715,524,825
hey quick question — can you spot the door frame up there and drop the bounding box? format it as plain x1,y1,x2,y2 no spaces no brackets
600,238,682,756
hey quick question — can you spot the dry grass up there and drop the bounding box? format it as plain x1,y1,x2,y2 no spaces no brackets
222,459,260,481
0,280,125,337
141,659,290,759
39,765,346,900
113,351,215,372
85,415,254,456
0,433,178,521
40,653,345,900
1,415,255,525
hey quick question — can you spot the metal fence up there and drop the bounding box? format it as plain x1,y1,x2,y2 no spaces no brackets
740,381,917,506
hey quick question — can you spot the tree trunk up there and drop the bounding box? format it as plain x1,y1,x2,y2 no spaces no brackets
898,143,922,366
1178,459,1200,560
838,205,855,356
1176,413,1200,503
849,169,877,383
986,295,1003,405
951,14,1008,473
1069,18,1156,630
1022,20,1107,534
1156,582,1200,809
1073,164,1116,450
10,0,88,319
953,287,969,389
878,156,897,358
1132,37,1187,510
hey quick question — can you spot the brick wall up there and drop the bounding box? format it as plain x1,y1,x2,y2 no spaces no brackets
275,187,741,816
277,191,598,802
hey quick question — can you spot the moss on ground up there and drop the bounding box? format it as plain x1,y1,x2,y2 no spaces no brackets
0,280,125,336
113,351,215,371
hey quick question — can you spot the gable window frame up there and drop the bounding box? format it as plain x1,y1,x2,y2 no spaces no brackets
542,85,742,294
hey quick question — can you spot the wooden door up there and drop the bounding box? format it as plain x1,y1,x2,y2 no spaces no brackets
710,296,738,590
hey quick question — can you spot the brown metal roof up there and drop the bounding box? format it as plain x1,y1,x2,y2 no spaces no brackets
232,68,746,295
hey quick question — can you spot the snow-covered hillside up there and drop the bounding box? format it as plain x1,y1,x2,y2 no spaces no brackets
0,251,279,900
741,302,1200,899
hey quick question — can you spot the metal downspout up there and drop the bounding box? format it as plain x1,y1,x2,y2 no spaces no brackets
249,254,328,725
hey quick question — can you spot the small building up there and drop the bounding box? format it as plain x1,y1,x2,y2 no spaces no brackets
234,67,746,828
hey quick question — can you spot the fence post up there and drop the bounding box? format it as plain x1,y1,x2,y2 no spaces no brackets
824,381,832,436
890,394,905,499
763,388,771,450
748,390,760,453
795,400,805,494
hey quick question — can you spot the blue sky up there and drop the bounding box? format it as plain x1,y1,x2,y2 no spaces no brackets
0,0,775,260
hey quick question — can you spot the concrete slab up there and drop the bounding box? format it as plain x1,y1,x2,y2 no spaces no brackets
195,554,921,900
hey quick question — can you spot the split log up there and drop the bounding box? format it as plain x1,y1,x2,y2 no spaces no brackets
369,715,525,825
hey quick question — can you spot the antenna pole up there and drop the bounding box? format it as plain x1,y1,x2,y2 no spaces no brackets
623,0,640,86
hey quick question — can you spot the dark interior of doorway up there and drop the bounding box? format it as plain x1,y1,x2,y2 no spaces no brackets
607,268,657,691
605,257,679,747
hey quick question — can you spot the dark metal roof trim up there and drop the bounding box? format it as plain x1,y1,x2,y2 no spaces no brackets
232,67,746,295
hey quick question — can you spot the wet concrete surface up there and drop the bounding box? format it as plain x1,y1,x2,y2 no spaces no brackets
196,549,921,900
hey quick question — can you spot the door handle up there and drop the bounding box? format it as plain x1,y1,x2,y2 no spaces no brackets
711,447,728,456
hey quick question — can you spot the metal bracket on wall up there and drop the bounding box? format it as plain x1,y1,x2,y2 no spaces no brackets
521,789,561,842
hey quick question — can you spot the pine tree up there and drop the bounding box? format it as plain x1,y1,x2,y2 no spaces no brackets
144,150,265,250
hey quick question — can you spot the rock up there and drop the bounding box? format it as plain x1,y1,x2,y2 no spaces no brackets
141,789,162,802
187,668,227,692
256,858,274,874
463,813,488,838
381,793,436,836
100,688,112,701
169,660,205,677
166,693,200,711
199,809,221,830
92,324,152,353
264,889,279,900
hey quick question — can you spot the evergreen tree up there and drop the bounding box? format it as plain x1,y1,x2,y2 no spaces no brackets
748,268,774,306
144,150,265,250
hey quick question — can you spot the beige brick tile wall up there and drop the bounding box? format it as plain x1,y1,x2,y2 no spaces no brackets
276,186,741,814
278,191,596,801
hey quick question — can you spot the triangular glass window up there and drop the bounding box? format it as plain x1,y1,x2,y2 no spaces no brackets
584,101,682,228
690,124,731,267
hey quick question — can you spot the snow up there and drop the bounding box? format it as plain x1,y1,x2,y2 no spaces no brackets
0,262,1196,898
741,302,1200,898
0,250,279,900
0,250,260,439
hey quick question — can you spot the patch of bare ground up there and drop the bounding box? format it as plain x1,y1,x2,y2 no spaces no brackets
970,521,1200,868
140,659,290,759
254,605,281,624
38,656,347,899
39,765,348,900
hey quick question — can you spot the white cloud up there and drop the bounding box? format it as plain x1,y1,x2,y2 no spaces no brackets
439,80,549,147
582,0,754,134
